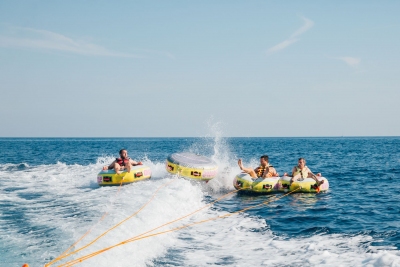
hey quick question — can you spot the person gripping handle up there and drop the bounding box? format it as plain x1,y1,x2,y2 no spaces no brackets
103,149,142,174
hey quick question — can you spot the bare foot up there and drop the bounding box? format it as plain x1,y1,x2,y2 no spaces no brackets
317,180,324,186
238,159,244,170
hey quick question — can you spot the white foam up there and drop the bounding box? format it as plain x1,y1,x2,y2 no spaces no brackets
168,215,400,266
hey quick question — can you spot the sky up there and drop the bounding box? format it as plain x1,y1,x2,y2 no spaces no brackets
0,1,399,137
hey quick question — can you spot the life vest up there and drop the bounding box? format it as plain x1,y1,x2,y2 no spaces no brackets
116,157,130,166
293,166,310,178
256,164,274,177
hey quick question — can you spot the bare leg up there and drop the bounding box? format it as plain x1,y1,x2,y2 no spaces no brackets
238,159,257,178
114,163,122,174
125,163,131,173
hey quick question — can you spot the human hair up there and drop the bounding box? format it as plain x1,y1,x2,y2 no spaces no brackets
260,155,269,162
119,149,127,155
298,158,306,162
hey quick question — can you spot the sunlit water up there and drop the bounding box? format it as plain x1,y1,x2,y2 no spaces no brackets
1,137,399,267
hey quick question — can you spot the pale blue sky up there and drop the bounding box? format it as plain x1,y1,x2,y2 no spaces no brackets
1,1,399,137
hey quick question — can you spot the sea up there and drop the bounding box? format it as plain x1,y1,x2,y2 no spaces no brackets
0,136,399,267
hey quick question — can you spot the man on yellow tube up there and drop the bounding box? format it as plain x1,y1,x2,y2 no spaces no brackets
237,155,279,179
103,149,142,174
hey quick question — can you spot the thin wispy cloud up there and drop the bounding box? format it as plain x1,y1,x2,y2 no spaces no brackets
338,57,361,67
0,26,173,59
267,16,314,54
290,17,314,38
267,38,299,53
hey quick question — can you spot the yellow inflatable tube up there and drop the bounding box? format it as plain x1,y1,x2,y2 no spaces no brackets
233,173,281,193
166,152,218,181
280,176,329,193
97,165,151,186
233,173,329,193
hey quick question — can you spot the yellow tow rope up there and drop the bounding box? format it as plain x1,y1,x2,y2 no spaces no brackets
52,187,301,266
45,175,178,267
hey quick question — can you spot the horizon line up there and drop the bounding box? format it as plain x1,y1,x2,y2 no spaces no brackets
0,136,399,139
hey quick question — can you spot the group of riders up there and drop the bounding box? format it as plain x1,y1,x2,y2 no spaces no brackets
238,155,324,187
103,149,324,187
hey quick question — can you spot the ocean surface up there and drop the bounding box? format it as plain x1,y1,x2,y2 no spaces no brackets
0,137,399,267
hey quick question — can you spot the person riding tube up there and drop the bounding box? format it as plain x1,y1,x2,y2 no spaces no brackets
285,158,324,190
237,155,279,180
103,149,142,175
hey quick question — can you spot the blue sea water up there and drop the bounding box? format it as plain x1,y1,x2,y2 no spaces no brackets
0,137,399,267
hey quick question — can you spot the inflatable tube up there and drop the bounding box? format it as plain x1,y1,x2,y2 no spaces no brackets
97,165,151,186
233,173,329,193
280,176,329,193
233,173,281,193
166,152,218,181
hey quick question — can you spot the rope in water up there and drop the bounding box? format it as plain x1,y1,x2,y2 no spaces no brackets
46,175,178,267
53,185,240,266
48,175,127,265
58,187,301,267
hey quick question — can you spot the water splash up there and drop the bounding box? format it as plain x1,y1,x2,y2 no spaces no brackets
190,119,238,192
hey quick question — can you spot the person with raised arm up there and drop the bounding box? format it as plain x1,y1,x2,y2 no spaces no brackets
237,155,279,179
